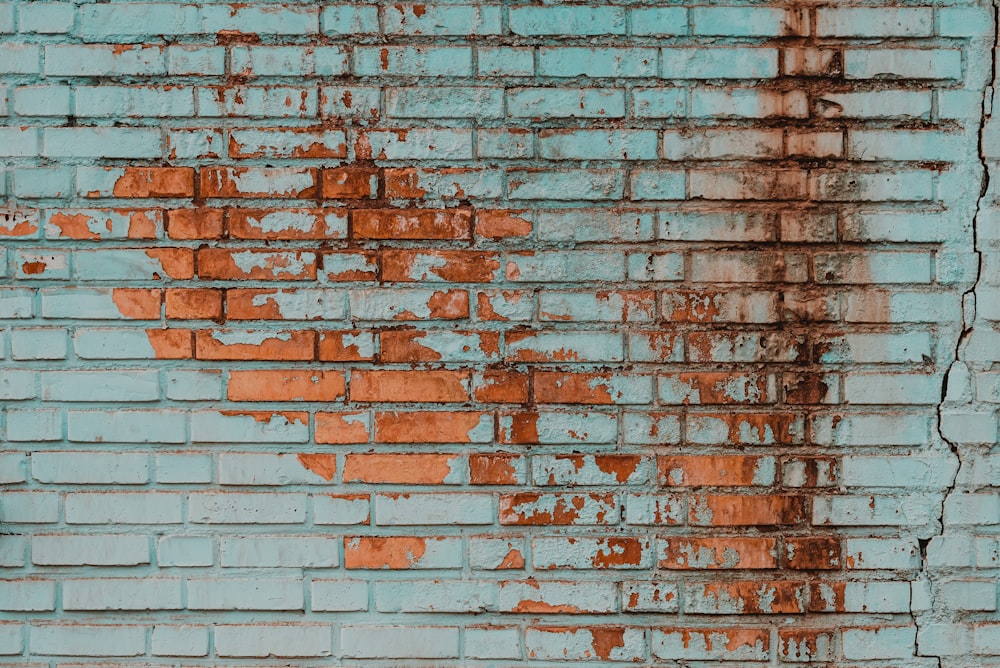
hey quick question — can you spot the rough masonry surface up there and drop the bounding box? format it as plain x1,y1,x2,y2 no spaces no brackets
0,1,998,665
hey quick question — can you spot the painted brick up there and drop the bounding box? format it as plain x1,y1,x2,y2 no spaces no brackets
0,5,994,665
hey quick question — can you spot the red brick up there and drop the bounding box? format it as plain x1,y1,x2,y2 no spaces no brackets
112,167,195,198
166,208,224,240
321,167,378,199
658,456,771,487
690,495,807,526
343,454,462,484
195,330,315,361
350,370,470,403
229,208,346,240
228,370,346,402
197,249,316,281
315,412,371,444
785,536,841,570
381,250,500,282
352,209,472,240
165,288,222,320
658,537,779,569
470,454,524,485
374,411,490,444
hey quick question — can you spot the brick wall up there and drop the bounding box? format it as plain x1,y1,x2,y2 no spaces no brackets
0,1,997,665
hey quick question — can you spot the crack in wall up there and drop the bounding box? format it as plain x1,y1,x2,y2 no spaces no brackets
918,2,998,663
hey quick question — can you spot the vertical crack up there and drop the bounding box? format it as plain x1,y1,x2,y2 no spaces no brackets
918,3,997,663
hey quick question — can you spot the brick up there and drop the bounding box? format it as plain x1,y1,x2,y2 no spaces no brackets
29,625,145,656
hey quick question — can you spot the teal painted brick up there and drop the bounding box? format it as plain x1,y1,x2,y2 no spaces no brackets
0,581,55,612
29,624,145,656
0,622,22,655
41,370,160,402
45,45,165,76
187,578,304,610
231,46,348,76
74,249,180,281
157,536,213,567
6,409,61,441
532,537,654,569
506,251,626,282
692,87,808,118
0,128,38,157
539,291,655,323
375,492,493,525
13,85,70,116
341,625,459,659
215,624,332,658
478,129,533,158
77,3,200,41
498,580,616,613
816,90,932,119
0,537,27,567
659,211,774,242
538,47,658,78
845,49,962,80
0,3,12,32
156,453,212,484
191,411,309,444
13,168,73,198
507,88,625,119
74,329,163,359
465,627,520,660
311,580,369,611
662,48,778,79
219,453,336,486
811,170,935,202
478,47,534,76
355,46,472,76
940,7,995,37
500,410,619,443
623,413,681,444
0,369,38,400
653,628,768,661
68,409,186,443
165,370,222,401
32,534,149,565
151,625,209,657
510,6,624,36
385,87,503,118
220,536,340,567
188,493,307,524
0,45,40,74
200,5,318,34
630,169,686,200
632,87,686,118
848,129,964,161
507,169,624,200
322,5,379,34
19,2,75,33
10,328,67,360
0,453,28,484
847,538,921,570
14,250,70,280
536,210,655,242
75,86,195,117
196,86,318,118
167,46,225,75
842,627,916,661
693,7,806,36
1,491,59,523
539,129,657,160
385,5,502,36
42,127,162,159
375,580,497,612
630,7,687,36
814,251,933,284
320,85,380,119
366,129,473,159
63,578,182,610
816,8,932,37
32,451,148,484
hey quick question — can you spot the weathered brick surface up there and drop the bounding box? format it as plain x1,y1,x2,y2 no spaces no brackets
0,1,997,665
